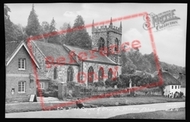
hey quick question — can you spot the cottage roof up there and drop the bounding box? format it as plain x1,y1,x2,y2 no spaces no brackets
6,41,40,68
32,41,78,65
153,70,181,85
63,44,118,65
178,74,186,87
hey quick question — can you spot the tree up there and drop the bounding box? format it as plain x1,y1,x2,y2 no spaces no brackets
65,23,74,46
126,49,151,72
66,15,92,49
47,18,61,45
25,4,41,37
121,50,137,74
4,5,25,42
41,21,50,42
60,22,69,44
144,52,160,73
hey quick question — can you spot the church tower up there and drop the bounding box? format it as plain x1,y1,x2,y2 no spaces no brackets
91,18,122,64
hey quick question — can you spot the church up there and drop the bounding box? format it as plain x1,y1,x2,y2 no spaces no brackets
28,18,122,86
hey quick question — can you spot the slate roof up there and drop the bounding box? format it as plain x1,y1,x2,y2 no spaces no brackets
178,74,186,87
63,44,118,65
162,72,181,85
154,70,181,85
32,41,78,65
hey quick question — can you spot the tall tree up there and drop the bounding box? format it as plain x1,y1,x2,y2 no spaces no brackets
41,21,50,42
60,22,69,44
47,18,61,45
65,23,74,46
25,4,41,37
66,15,92,49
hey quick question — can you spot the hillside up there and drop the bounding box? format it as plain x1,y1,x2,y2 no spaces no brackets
121,49,185,80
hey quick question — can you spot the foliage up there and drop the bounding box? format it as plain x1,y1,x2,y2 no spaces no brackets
93,81,105,87
143,52,159,73
60,22,69,44
4,5,25,42
67,81,78,89
65,15,92,49
128,50,152,72
121,50,136,74
41,19,61,44
25,5,41,37
47,18,61,45
39,79,60,98
118,75,130,88
105,77,119,88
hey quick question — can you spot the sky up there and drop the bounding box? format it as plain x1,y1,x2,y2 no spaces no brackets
5,3,187,67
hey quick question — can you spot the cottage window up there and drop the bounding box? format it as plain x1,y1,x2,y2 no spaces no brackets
18,58,26,70
18,81,26,93
175,85,177,89
171,85,173,89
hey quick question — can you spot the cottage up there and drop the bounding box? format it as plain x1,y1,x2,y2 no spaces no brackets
159,71,181,98
178,73,186,96
6,41,40,102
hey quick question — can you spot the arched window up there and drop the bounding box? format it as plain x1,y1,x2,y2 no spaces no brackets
67,66,74,82
98,67,104,82
115,38,119,51
54,67,58,79
108,68,113,79
88,66,94,84
98,37,105,51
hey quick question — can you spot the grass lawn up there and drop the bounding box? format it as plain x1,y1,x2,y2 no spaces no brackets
5,96,185,113
109,107,185,119
84,96,185,106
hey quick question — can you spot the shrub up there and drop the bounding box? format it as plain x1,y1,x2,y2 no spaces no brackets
179,92,184,98
36,89,46,97
67,81,78,89
93,81,105,87
117,75,130,88
105,77,119,88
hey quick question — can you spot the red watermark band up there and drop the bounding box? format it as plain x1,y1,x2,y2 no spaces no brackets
27,11,163,110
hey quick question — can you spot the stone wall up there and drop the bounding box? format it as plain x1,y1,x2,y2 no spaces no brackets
82,62,121,85
29,41,79,83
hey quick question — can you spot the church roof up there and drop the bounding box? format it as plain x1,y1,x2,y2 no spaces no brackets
32,41,78,65
63,44,118,65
